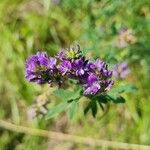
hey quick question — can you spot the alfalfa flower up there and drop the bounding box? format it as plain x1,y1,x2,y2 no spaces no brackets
83,73,101,95
25,44,119,119
57,60,72,75
71,58,87,76
113,62,130,79
82,59,114,95
25,44,114,96
25,52,57,84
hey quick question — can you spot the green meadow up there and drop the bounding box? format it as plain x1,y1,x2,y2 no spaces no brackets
0,0,150,149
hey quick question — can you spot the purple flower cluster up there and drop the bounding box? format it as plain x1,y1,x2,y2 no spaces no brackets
25,44,114,95
25,52,58,85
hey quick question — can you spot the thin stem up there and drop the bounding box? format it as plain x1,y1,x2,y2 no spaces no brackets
0,119,150,150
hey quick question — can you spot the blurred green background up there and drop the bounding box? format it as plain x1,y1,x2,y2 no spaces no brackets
0,0,150,149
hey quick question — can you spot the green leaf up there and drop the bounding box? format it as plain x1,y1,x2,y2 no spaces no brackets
91,101,97,118
114,96,126,103
53,88,81,101
106,84,136,104
84,100,97,118
97,101,104,111
107,94,125,103
84,101,92,115
46,102,68,120
68,100,78,120
109,84,137,95
95,94,108,103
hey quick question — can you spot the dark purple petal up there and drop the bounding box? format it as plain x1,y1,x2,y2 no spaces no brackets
56,49,66,60
36,52,49,66
73,59,84,66
87,62,96,70
49,57,57,69
105,80,114,91
76,69,84,76
72,58,86,76
102,69,112,77
94,59,107,71
57,60,72,75
84,82,101,95
86,73,98,85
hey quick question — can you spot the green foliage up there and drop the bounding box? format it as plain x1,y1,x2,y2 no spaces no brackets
46,88,82,120
67,100,78,120
84,83,138,118
0,0,150,149
84,92,126,118
109,84,137,94
107,95,126,104
48,83,133,119
46,102,68,119
107,84,138,103
84,100,98,118
53,88,81,101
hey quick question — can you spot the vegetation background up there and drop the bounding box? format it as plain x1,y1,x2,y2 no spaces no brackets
0,0,149,149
